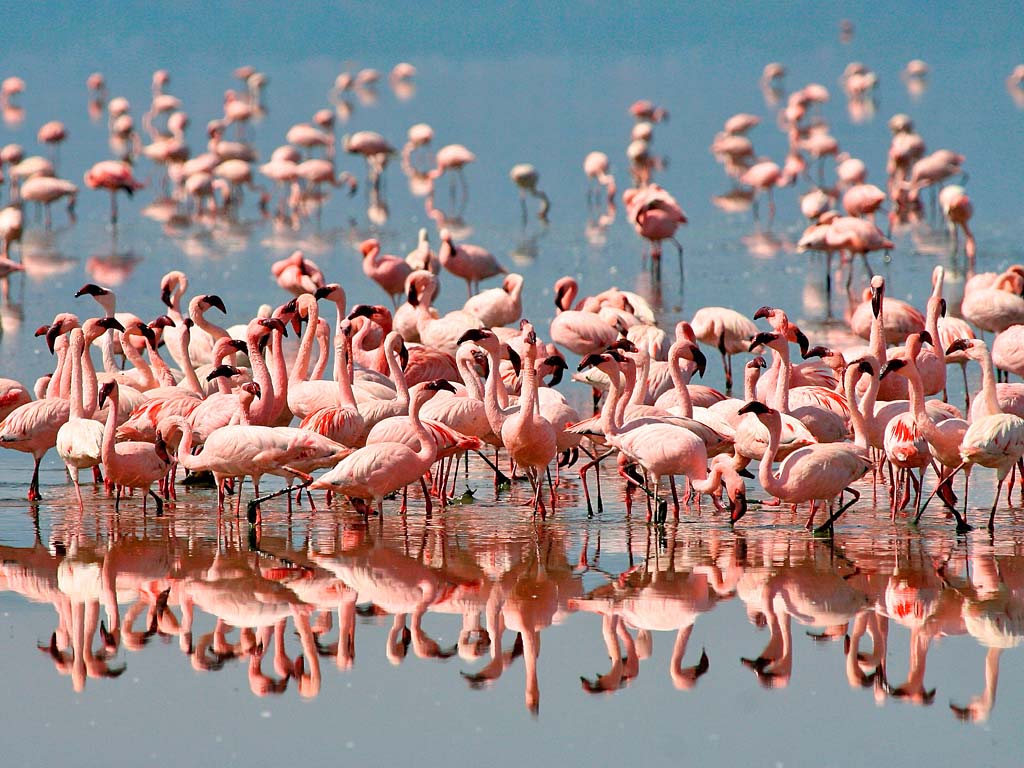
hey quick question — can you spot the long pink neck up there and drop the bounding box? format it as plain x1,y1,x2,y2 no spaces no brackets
291,302,320,384
904,347,946,446
384,340,410,406
408,388,438,466
269,328,289,422
334,336,358,410
975,346,1003,417
744,364,761,402
600,364,624,437
246,335,276,425
148,344,177,387
81,339,100,417
101,387,119,469
629,349,650,406
68,331,85,419
121,334,158,390
667,343,693,417
482,346,508,436
772,343,792,414
869,296,886,363
616,358,639,425
843,366,869,449
520,344,540,418
457,349,484,401
757,413,784,498
178,327,204,395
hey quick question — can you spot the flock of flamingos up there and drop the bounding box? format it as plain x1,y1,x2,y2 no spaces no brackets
1,53,1024,545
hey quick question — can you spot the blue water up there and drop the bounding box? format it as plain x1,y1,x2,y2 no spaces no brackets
1,3,1024,766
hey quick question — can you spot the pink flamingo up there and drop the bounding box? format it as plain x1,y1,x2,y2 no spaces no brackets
497,323,558,514
879,333,970,530
462,273,524,328
939,185,976,261
84,160,143,224
20,176,78,227
348,304,460,385
309,379,455,515
55,329,104,510
548,276,620,357
737,401,872,533
623,183,686,277
438,228,506,297
360,238,412,306
97,381,170,514
429,144,476,207
935,339,1024,530
739,160,781,222
271,250,324,297
583,151,616,206
690,307,758,392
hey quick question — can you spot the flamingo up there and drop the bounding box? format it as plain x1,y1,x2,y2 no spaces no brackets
83,160,142,224
549,276,621,357
462,273,524,329
737,401,872,533
438,228,505,297
879,333,970,531
360,238,411,306
583,151,616,206
55,329,104,510
623,183,686,275
509,164,550,223
934,339,1024,530
690,307,758,393
309,380,455,515
97,381,170,514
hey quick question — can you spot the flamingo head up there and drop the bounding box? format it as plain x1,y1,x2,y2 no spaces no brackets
748,355,767,369
200,294,227,314
424,379,457,395
748,331,780,353
149,315,176,330
97,380,117,409
879,359,906,380
359,239,379,257
242,382,261,399
206,364,243,383
258,316,287,337
74,282,109,298
869,275,885,317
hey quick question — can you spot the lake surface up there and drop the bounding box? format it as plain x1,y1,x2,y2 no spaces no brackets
1,3,1024,766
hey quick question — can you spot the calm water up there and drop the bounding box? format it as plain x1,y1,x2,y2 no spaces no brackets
2,3,1024,766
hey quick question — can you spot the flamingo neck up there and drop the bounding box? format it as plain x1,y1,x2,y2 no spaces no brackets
457,349,484,401
80,341,100,417
246,336,276,424
121,335,158,390
843,366,870,449
193,308,229,344
756,413,783,499
773,343,792,414
178,328,204,395
100,330,118,374
482,346,508,436
976,347,1003,417
68,332,85,420
520,345,540,419
334,336,358,410
667,344,693,417
600,365,623,437
101,387,119,468
384,341,410,406
269,328,289,421
869,296,886,363
630,349,651,406
291,302,320,384
408,389,438,465
744,364,761,402
904,349,945,447
148,344,177,387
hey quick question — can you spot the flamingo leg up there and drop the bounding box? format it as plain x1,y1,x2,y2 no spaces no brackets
813,487,861,534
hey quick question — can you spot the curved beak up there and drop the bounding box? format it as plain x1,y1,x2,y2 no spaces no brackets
204,294,227,314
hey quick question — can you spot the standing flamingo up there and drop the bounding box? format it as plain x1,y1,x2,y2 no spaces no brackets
84,160,143,224
309,380,456,515
737,401,872,534
55,329,104,510
98,381,170,514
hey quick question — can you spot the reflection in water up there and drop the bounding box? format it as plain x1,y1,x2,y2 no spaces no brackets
0,499,1019,725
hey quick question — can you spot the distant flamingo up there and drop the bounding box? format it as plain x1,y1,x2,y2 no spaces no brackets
84,160,143,224
623,184,686,276
360,238,412,306
438,228,505,297
690,307,758,392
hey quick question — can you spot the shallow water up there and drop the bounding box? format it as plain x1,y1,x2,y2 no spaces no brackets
2,3,1024,766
